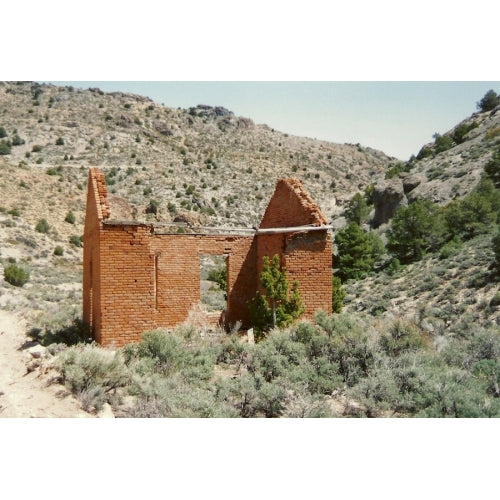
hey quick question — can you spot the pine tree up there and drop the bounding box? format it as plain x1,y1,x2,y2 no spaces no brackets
335,222,376,281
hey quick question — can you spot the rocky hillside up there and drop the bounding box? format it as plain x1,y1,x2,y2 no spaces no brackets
344,232,500,335
409,107,500,202
370,102,500,226
0,80,395,329
0,81,395,230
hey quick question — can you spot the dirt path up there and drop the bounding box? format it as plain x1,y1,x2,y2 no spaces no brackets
0,309,91,418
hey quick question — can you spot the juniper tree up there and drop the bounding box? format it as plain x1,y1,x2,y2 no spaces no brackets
345,193,370,225
248,254,304,340
477,89,499,112
387,200,445,263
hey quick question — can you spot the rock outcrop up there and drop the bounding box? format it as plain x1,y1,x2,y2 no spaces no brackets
373,179,407,227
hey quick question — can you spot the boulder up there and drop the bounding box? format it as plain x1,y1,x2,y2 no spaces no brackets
154,121,173,136
373,179,408,227
401,173,424,194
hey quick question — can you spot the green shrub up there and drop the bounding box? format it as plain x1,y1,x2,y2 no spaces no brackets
55,137,64,146
379,319,429,357
125,330,186,376
8,207,20,217
3,263,30,287
433,133,453,153
32,144,42,152
216,334,248,367
53,245,64,256
385,257,402,276
348,368,400,416
452,121,478,144
35,218,50,233
0,140,11,155
344,193,370,224
438,236,463,260
64,210,75,224
387,200,446,262
414,368,500,417
69,234,83,247
364,184,375,205
0,126,7,138
145,199,160,215
444,177,500,239
484,144,500,188
416,145,433,160
207,267,227,292
313,311,375,386
472,359,500,397
11,134,25,146
248,255,304,339
385,162,411,180
55,344,129,411
246,331,307,383
332,276,345,313
493,230,500,272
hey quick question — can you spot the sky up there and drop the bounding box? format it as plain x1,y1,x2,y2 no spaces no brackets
46,81,499,161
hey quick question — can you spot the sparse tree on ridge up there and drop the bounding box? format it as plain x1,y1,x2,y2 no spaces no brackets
477,89,499,112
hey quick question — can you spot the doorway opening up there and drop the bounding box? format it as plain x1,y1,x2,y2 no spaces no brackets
200,254,228,312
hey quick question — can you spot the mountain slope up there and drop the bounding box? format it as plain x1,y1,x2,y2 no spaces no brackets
0,81,395,229
386,104,500,204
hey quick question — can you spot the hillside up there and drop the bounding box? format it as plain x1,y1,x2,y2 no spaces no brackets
1,81,500,418
0,81,396,327
375,102,500,208
0,81,395,229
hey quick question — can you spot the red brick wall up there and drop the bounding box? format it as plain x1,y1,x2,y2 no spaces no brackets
83,168,109,343
83,169,332,347
283,231,332,317
256,178,332,319
259,178,328,228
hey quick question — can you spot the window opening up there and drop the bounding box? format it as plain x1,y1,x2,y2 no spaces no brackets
200,254,228,312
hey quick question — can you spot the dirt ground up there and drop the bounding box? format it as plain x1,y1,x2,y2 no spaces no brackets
0,308,91,418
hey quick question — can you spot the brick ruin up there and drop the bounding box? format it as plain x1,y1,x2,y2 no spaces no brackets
83,168,332,347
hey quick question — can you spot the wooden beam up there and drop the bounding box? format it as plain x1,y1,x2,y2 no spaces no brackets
255,225,332,235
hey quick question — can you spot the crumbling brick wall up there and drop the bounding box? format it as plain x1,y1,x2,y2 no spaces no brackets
83,168,332,347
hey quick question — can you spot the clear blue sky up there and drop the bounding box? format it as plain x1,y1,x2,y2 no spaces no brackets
47,81,499,160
